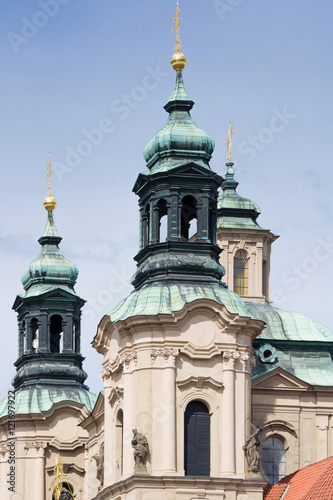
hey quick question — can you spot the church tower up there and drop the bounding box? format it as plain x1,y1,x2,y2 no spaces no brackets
0,159,96,500
217,145,278,304
91,5,266,499
12,167,87,392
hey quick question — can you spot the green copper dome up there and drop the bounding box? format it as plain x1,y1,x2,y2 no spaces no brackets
21,211,79,294
143,71,215,172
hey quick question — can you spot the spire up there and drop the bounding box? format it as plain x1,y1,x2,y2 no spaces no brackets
44,155,57,212
218,123,262,226
171,1,187,71
224,122,235,164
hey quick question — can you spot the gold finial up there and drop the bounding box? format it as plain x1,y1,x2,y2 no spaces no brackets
224,122,235,163
43,154,57,211
171,1,187,71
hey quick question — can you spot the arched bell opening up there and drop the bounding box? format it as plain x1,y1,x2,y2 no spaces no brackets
181,195,198,242
158,199,168,243
50,314,63,353
30,318,39,353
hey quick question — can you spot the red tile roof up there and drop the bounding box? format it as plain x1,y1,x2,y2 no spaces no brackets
264,456,333,500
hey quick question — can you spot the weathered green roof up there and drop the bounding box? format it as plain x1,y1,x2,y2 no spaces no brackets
217,216,263,230
217,163,267,231
143,71,215,173
0,386,97,418
20,211,79,298
252,348,333,387
246,302,333,342
109,282,254,323
250,302,333,386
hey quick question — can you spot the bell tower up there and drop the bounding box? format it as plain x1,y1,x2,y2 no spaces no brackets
12,157,88,390
217,148,278,303
91,5,266,500
132,67,224,289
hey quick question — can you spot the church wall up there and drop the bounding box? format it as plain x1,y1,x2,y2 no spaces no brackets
94,302,264,499
0,402,90,500
252,383,333,478
217,228,275,304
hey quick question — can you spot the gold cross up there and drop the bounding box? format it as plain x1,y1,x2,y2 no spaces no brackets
224,122,235,163
172,1,182,53
46,155,53,197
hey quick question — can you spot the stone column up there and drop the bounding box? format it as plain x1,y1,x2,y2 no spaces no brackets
316,415,329,461
26,320,33,354
35,443,46,500
0,445,8,500
24,442,47,500
83,445,90,500
39,310,48,353
151,203,160,244
198,193,209,241
122,355,135,477
221,351,239,475
151,348,178,474
18,322,24,357
169,191,180,240
101,367,112,487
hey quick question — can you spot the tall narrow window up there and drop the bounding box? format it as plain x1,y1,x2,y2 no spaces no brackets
181,196,197,241
31,318,39,353
158,199,168,242
184,401,210,476
234,249,248,295
262,437,286,484
262,259,267,297
50,315,63,353
116,409,124,477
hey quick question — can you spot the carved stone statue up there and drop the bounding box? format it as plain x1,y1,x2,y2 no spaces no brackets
93,443,104,490
131,429,148,471
243,428,261,472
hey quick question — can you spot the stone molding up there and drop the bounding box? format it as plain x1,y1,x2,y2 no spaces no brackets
0,443,8,459
108,386,124,407
151,348,179,366
100,367,112,382
177,376,223,392
24,441,47,457
222,350,240,369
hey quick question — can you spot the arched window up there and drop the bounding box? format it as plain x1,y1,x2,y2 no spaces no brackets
50,315,63,353
184,401,210,476
262,437,286,484
31,318,39,353
158,199,168,242
234,249,248,295
181,195,197,242
116,409,124,477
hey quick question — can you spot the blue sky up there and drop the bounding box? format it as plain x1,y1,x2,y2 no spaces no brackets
1,0,333,394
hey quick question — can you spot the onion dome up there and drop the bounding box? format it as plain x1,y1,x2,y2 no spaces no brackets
143,70,215,172
21,211,79,293
217,162,262,229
